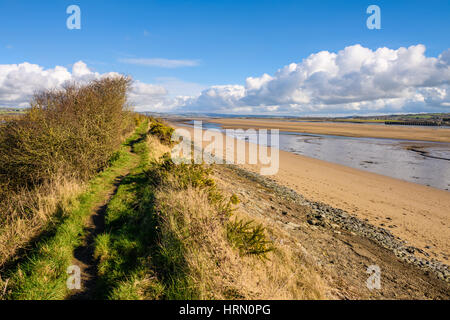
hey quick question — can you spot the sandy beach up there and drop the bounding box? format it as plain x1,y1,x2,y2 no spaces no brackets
170,120,450,263
205,118,450,143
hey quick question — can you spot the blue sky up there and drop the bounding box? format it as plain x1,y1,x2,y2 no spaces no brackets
1,0,450,114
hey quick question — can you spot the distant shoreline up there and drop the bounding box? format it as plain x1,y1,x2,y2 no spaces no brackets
183,118,450,143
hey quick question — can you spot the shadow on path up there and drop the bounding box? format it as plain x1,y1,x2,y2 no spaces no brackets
69,174,128,300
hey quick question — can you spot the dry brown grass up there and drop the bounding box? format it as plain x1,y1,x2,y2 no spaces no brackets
147,134,171,159
155,179,327,300
0,177,83,267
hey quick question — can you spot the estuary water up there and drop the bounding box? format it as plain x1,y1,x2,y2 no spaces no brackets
187,121,450,191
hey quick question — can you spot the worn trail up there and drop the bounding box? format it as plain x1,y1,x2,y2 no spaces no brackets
68,154,139,300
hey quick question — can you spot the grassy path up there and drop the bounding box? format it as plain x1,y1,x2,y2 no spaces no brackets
90,125,164,300
1,122,147,300
68,170,136,299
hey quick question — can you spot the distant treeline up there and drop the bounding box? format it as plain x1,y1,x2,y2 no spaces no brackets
0,107,25,113
385,120,444,126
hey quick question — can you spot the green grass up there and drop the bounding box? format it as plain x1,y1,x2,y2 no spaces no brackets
93,177,167,299
93,135,272,300
93,128,166,299
93,126,206,299
1,121,147,300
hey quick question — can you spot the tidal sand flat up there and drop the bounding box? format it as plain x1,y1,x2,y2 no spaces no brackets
208,118,450,143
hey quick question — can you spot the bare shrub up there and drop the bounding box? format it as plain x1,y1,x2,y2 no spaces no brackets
0,76,132,188
0,76,134,268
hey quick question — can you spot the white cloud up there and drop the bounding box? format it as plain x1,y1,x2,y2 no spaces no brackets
181,44,450,115
2,45,450,115
0,61,171,111
128,80,172,111
191,85,246,111
119,58,200,68
0,62,71,107
420,84,450,109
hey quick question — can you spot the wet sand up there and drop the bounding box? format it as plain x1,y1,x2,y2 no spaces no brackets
205,118,450,143
170,121,450,263
253,148,450,262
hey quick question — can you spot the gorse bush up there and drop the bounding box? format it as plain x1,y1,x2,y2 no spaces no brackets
227,218,273,259
148,153,237,217
146,153,272,260
230,194,240,205
151,153,215,189
0,76,133,189
148,118,174,146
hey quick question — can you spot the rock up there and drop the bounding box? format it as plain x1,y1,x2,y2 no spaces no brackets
307,218,324,227
406,247,416,254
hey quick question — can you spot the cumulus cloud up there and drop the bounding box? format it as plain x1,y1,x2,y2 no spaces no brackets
128,80,179,111
2,44,450,115
181,44,450,115
420,85,450,108
0,62,71,107
0,61,170,111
